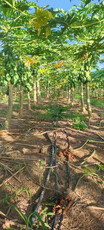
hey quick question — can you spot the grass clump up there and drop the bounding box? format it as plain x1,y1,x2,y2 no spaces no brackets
68,112,87,122
35,104,70,121
72,121,88,130
31,104,36,109
74,93,81,100
91,98,104,109
49,105,69,120
13,104,19,110
35,111,52,121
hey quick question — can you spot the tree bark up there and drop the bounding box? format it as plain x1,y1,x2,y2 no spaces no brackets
5,81,13,129
71,87,74,105
68,86,71,104
19,84,23,117
37,74,41,103
28,91,31,110
47,79,50,98
81,83,86,113
14,87,18,98
86,81,92,117
33,75,37,104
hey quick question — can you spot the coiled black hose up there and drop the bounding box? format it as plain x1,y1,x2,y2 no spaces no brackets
29,133,54,228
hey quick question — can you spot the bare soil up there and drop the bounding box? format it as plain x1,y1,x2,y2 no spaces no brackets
0,98,104,230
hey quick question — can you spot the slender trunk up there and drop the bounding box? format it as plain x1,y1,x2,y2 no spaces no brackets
28,91,31,110
5,81,13,129
86,81,92,117
71,87,74,105
2,86,7,98
98,88,101,98
19,84,23,117
81,83,86,113
33,75,37,104
62,89,64,98
44,85,46,98
94,89,97,98
54,78,56,98
14,87,17,98
96,89,99,98
37,74,41,103
101,88,104,99
47,80,50,98
68,86,71,104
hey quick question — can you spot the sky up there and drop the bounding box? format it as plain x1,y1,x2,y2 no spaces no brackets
35,0,80,11
33,0,100,11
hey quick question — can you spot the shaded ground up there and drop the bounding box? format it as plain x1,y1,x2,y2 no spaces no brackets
0,97,104,230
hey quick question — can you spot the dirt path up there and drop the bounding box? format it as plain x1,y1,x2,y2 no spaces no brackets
0,99,104,230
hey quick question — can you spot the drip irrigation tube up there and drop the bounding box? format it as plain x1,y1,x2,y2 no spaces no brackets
29,132,54,228
29,131,72,229
51,131,71,230
54,132,59,199
64,131,71,195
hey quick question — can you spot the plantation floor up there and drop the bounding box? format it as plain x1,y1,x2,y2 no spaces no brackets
0,98,104,230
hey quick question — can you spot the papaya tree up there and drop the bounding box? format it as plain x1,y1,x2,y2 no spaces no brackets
91,68,104,99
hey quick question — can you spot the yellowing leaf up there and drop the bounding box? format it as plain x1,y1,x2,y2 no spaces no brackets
54,61,63,68
46,27,51,39
39,68,49,74
1,70,4,75
25,56,37,68
30,7,52,36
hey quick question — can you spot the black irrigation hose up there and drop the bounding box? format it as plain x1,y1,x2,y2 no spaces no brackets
51,132,60,230
51,131,71,230
54,132,59,200
51,212,64,230
29,132,54,228
66,155,70,195
64,131,70,195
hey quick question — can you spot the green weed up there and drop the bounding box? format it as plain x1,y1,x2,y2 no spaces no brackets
24,95,28,100
48,105,69,120
0,191,52,229
74,93,81,100
96,164,104,184
90,98,104,109
14,187,30,199
76,165,98,188
0,110,6,115
72,121,88,130
67,112,87,122
31,104,36,109
0,97,8,103
97,164,104,171
14,163,24,170
13,104,19,109
14,96,20,102
101,113,104,119
30,92,33,99
35,111,52,121
30,207,54,230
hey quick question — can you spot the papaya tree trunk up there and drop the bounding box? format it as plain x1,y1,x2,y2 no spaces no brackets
37,74,41,103
47,79,50,98
101,88,104,99
28,91,31,110
5,81,13,129
33,75,37,104
81,83,86,113
68,86,71,104
54,77,56,98
86,81,92,117
19,84,23,117
71,87,74,105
